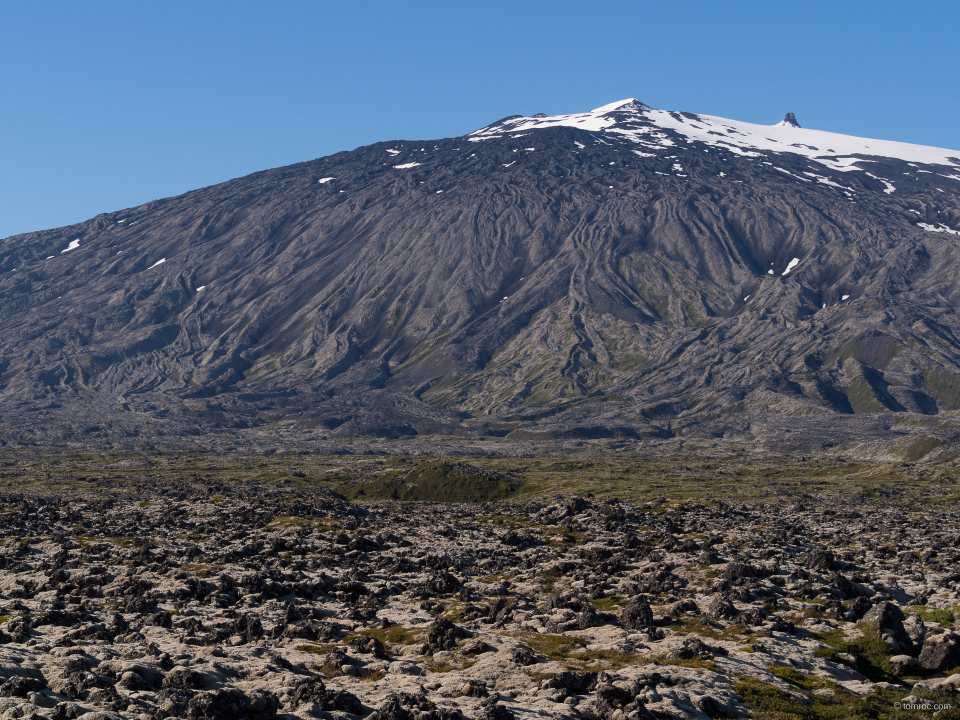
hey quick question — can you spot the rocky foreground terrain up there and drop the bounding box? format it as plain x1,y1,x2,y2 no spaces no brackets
1,480,959,719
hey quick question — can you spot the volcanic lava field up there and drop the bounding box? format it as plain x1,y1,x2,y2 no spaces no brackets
0,449,958,719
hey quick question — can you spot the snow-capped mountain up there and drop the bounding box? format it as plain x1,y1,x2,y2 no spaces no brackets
0,99,959,451
471,98,960,168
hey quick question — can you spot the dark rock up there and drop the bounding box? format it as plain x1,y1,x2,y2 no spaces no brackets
163,666,207,691
545,671,597,695
352,634,388,658
188,688,278,719
848,596,872,620
427,617,469,651
697,695,725,718
665,637,725,661
370,694,414,720
705,595,738,619
722,562,761,582
511,648,539,666
0,675,46,697
805,548,839,572
919,631,960,673
479,695,515,720
594,674,655,720
620,596,655,631
863,602,915,654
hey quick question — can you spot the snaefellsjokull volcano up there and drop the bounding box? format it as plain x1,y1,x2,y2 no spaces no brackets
3,99,960,451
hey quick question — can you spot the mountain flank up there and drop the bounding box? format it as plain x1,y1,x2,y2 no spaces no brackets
2,99,960,453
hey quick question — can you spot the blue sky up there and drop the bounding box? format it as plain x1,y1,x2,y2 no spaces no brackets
2,0,958,239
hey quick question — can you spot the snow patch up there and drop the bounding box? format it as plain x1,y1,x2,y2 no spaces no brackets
317,177,335,184
61,239,80,254
918,223,960,236
772,166,811,182
148,258,166,269
865,172,896,194
393,162,421,169
467,100,960,171
196,286,206,292
842,295,850,300
803,172,848,190
782,258,801,275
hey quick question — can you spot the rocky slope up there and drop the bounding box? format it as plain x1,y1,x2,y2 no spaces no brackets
1,484,959,719
2,100,960,447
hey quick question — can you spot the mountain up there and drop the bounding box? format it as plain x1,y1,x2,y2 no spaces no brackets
2,99,960,451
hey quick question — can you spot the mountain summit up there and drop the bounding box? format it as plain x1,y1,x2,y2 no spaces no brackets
1,100,959,450
778,112,801,128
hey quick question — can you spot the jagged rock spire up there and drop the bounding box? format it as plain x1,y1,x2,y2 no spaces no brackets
780,112,800,128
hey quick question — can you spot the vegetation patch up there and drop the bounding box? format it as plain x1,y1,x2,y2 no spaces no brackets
903,435,943,462
735,675,960,720
811,622,895,683
332,461,522,502
510,632,586,661
904,605,956,628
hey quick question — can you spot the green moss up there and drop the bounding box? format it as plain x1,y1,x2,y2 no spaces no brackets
179,563,218,578
770,665,820,690
295,643,337,654
477,572,512,584
923,367,960,410
903,436,943,462
574,648,644,671
844,379,883,413
513,632,586,660
660,657,718,671
734,675,960,720
266,516,339,531
537,567,567,593
353,625,424,655
332,460,521,502
904,605,956,628
812,622,895,683
588,596,624,612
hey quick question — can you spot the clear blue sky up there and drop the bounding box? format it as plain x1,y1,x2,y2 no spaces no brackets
2,0,958,240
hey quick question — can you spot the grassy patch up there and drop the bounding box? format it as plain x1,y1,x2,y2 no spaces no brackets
74,533,141,549
904,605,956,628
331,461,521,502
570,648,646,671
538,567,568,593
295,643,338,654
770,665,823,691
735,675,960,720
588,596,624,612
352,625,424,655
812,622,894,683
903,435,943,462
179,563,218,578
266,516,338,530
478,572,512,584
659,656,718,671
511,632,586,660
